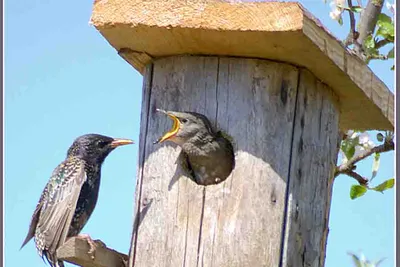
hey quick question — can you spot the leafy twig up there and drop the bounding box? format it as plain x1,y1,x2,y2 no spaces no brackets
335,138,394,178
375,38,392,49
355,0,385,56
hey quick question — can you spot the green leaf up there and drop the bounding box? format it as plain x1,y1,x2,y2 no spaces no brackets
387,48,394,59
338,16,343,26
376,133,384,142
377,13,393,25
364,35,375,49
371,153,380,181
391,65,395,70
337,5,363,13
371,178,395,193
350,184,368,199
350,6,363,13
341,136,359,160
376,14,394,40
364,35,380,62
342,144,355,160
376,27,394,41
348,252,362,267
373,258,386,266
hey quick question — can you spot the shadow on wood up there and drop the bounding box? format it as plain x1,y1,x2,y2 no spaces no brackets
132,198,153,231
57,236,128,267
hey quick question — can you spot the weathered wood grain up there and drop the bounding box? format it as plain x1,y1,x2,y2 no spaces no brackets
128,63,154,266
199,58,299,267
91,0,394,131
130,57,221,267
129,55,343,267
281,69,340,267
57,237,128,267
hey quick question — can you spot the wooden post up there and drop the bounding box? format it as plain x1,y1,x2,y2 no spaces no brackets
90,1,394,267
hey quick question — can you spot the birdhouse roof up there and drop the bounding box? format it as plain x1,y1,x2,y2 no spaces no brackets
91,0,394,131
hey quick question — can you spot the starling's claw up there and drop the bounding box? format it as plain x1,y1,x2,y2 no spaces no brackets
77,234,105,260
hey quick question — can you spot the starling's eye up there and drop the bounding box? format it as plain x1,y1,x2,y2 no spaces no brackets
181,118,188,124
97,140,108,148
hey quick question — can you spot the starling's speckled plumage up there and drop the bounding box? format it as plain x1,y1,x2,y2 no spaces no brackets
155,110,235,185
21,134,133,267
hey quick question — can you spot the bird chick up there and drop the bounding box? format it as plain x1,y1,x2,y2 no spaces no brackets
155,109,235,185
21,134,133,267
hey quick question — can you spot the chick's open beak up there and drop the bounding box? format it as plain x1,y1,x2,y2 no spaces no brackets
110,138,134,148
155,109,181,144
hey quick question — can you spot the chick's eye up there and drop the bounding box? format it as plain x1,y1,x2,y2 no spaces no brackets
181,118,188,123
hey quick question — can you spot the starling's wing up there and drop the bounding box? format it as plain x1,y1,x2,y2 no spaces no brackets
35,158,87,257
21,193,46,249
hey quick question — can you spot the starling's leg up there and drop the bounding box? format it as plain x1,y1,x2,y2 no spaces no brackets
76,233,106,259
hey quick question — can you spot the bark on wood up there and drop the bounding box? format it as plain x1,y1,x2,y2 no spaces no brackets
129,56,340,267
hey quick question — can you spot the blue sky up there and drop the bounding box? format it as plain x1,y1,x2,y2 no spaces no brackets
5,1,394,267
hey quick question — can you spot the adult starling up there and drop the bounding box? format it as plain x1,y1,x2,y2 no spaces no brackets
21,134,133,267
155,110,235,185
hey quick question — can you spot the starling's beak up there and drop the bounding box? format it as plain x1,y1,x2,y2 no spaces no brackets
154,109,181,144
110,138,134,148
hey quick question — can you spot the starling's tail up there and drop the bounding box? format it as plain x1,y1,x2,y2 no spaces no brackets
43,250,64,267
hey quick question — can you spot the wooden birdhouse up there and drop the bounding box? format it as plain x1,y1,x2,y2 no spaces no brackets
58,1,395,267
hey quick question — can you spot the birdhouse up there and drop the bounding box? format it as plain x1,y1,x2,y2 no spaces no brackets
78,1,395,266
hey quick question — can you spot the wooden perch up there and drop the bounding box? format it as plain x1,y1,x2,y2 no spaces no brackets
57,237,128,267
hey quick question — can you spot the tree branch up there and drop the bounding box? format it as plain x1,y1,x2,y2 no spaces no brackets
343,0,359,47
344,4,360,47
355,0,384,56
368,54,389,60
343,170,369,185
375,38,392,49
348,0,356,34
335,138,394,177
